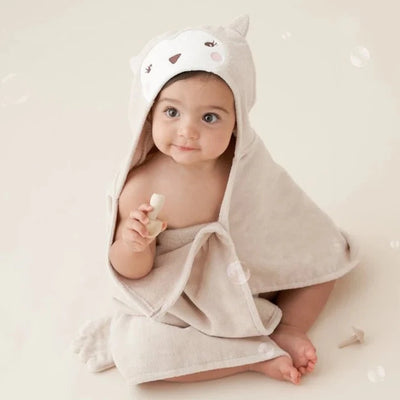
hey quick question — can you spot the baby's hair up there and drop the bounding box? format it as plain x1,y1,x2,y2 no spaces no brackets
148,71,228,120
157,70,223,94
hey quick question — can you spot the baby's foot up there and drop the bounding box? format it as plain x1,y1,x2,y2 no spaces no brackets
250,355,301,384
270,324,317,376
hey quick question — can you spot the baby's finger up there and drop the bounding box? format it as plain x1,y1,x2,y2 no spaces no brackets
126,219,149,238
129,210,150,225
138,203,153,212
122,228,140,244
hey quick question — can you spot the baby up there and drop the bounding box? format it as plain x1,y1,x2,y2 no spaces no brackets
108,69,337,385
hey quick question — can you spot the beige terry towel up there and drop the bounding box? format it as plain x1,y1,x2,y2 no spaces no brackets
72,14,361,385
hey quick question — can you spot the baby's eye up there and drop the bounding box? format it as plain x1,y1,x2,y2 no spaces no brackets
164,107,179,118
203,113,219,124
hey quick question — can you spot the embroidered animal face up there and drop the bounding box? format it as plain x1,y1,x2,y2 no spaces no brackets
140,30,227,102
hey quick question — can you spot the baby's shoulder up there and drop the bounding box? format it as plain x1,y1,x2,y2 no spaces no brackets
124,150,164,187
118,153,160,215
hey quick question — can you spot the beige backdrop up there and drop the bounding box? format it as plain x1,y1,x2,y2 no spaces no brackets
1,0,399,399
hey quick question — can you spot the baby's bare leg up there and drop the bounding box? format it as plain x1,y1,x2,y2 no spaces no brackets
162,356,300,384
162,364,249,382
275,280,337,332
270,280,337,375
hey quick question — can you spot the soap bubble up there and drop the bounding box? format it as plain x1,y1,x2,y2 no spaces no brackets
332,239,343,252
257,343,277,358
350,46,370,68
0,73,30,107
367,365,385,383
226,260,250,285
389,239,400,250
281,31,292,40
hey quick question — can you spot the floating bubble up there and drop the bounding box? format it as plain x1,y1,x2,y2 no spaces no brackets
350,46,370,68
332,239,343,252
281,31,292,40
0,72,30,106
226,260,250,285
367,365,385,383
257,343,277,358
389,240,400,249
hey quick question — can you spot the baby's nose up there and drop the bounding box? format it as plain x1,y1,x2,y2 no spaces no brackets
178,120,199,139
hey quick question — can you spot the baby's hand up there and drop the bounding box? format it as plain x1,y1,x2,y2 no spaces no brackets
121,203,167,253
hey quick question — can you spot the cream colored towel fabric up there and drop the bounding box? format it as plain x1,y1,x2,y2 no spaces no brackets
72,14,361,385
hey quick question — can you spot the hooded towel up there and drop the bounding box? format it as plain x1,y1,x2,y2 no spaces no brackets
72,15,361,385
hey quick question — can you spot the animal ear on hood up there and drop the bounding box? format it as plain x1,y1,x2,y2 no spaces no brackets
228,14,249,37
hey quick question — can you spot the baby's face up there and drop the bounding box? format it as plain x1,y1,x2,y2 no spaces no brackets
150,75,236,171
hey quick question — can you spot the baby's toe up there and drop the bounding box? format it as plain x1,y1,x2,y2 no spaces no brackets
306,361,316,372
297,347,317,375
305,346,317,362
291,369,301,384
298,366,307,375
293,346,313,369
279,358,302,384
283,367,301,384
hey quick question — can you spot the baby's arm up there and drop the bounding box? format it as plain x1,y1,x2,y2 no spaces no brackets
108,176,163,280
109,203,156,280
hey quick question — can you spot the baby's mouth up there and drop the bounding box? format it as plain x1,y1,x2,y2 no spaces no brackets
173,144,198,151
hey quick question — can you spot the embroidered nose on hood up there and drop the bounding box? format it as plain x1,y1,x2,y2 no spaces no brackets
169,53,181,64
